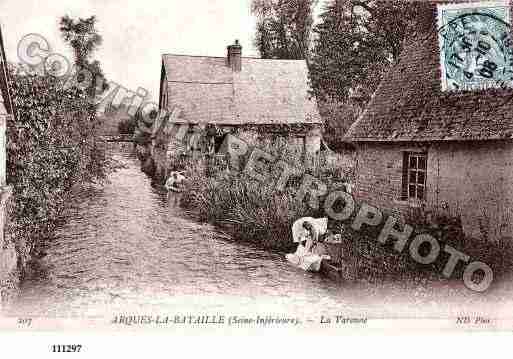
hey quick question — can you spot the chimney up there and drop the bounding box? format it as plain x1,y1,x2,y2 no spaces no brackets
227,40,242,72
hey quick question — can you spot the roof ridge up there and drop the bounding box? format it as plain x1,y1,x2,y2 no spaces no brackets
161,53,308,62
167,80,233,85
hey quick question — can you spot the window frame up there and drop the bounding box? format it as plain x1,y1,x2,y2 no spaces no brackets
401,150,428,202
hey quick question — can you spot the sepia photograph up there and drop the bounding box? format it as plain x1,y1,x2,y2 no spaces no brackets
0,0,512,351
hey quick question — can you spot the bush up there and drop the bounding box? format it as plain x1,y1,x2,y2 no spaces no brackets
324,205,513,290
6,68,114,266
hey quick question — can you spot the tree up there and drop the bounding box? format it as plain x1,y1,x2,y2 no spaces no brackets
251,0,317,60
310,0,422,104
59,15,101,65
308,0,423,147
58,15,112,184
59,15,108,98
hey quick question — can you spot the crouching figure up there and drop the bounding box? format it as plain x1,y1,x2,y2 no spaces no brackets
165,171,186,193
286,217,331,272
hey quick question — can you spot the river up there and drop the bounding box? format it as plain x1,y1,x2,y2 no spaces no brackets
7,145,363,320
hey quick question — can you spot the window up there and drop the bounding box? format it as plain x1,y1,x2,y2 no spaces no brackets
402,152,427,201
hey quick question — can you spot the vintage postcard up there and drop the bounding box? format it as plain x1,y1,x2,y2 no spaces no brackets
0,0,513,351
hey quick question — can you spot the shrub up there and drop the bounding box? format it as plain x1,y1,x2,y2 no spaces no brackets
6,68,114,266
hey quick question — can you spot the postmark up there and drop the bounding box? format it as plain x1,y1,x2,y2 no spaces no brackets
437,1,513,91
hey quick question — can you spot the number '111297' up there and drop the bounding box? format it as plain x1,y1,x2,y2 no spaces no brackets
51,345,82,353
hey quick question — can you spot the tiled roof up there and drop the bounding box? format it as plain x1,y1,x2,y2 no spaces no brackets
346,1,513,142
161,54,322,125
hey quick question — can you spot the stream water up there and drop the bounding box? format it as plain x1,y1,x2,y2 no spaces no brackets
7,144,359,319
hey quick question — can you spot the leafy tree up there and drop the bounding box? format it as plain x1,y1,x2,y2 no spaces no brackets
59,15,108,98
251,0,317,59
310,0,422,104
59,15,101,65
308,0,423,146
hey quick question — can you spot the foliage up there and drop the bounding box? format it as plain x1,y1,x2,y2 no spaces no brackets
5,15,113,266
318,99,360,148
183,170,308,251
182,161,309,251
309,0,422,105
59,15,102,65
132,109,153,145
250,1,424,140
6,68,114,262
180,144,351,251
251,0,317,59
59,15,108,98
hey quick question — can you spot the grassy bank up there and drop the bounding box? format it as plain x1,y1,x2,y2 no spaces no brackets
180,150,349,252
183,165,310,251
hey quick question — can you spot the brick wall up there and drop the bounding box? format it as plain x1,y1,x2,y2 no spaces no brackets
353,141,513,240
353,142,407,218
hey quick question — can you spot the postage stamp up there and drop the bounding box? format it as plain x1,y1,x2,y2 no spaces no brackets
437,1,513,91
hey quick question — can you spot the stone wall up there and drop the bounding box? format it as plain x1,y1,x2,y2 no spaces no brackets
151,123,323,183
353,141,513,240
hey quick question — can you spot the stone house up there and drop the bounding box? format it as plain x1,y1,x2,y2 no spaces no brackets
152,40,322,179
345,3,513,240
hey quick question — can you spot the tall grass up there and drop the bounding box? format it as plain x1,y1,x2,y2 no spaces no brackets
179,142,349,251
182,161,311,251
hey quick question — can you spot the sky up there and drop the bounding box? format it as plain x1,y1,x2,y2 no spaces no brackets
0,0,259,101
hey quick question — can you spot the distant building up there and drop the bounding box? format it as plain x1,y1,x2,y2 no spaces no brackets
153,40,323,179
345,3,513,240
